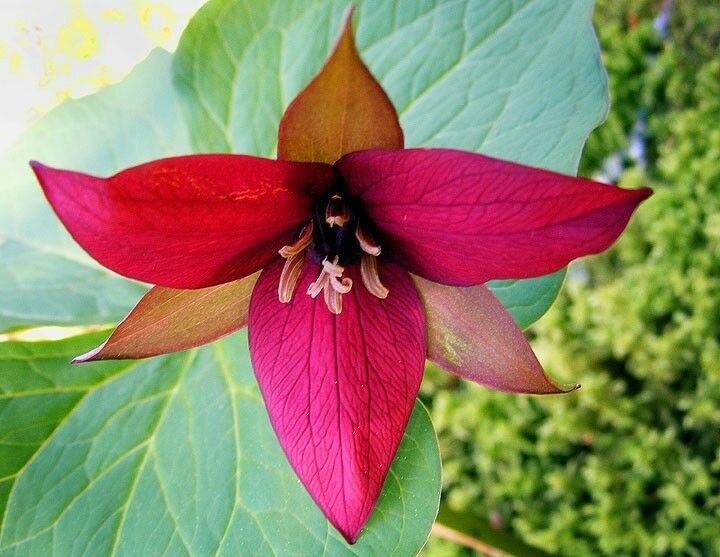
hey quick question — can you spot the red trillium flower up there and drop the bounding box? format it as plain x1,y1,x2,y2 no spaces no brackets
30,11,651,544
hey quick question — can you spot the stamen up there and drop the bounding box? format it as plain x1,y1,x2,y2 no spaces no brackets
278,251,305,303
324,282,343,315
355,225,382,256
322,257,344,276
307,270,329,298
307,256,354,313
279,221,313,258
360,253,389,299
283,196,389,312
331,275,353,294
325,194,349,228
278,222,313,303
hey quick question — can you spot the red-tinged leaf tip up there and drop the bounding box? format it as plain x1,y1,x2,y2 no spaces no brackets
277,5,403,164
72,274,259,363
415,276,578,394
31,155,334,289
248,255,425,543
338,148,652,286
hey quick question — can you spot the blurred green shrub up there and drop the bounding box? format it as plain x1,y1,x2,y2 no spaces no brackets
423,1,720,555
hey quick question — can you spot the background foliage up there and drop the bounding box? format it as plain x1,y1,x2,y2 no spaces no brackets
422,1,720,555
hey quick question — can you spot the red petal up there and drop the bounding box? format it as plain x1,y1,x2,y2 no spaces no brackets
415,276,576,394
277,7,403,165
338,148,652,286
248,256,425,543
31,155,334,288
74,273,258,362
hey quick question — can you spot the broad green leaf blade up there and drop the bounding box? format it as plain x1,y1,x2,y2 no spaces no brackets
173,0,608,328
0,332,440,556
0,49,192,331
487,270,566,330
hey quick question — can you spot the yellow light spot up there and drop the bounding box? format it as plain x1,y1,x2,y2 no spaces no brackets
40,60,59,86
137,3,175,45
54,88,72,102
0,325,109,343
57,17,99,60
87,65,114,89
14,18,27,32
9,52,23,75
102,9,127,22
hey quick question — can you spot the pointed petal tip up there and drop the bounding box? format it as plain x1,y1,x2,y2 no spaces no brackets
489,379,580,395
29,160,63,181
519,380,581,395
71,353,93,364
340,527,360,545
29,160,51,183
72,342,107,364
332,517,362,544
340,3,356,29
550,382,581,395
606,185,652,217
621,185,652,203
540,377,581,395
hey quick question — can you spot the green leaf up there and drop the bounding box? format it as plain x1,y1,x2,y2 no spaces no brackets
0,49,192,331
173,0,608,327
0,332,440,556
487,270,566,330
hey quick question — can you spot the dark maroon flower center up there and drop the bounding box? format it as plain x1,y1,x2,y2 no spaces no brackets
277,189,388,314
309,191,365,266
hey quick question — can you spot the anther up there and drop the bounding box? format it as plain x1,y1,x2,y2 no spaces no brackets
360,253,388,299
325,194,350,228
355,224,381,256
322,258,353,294
307,270,329,298
278,251,305,303
324,282,343,314
279,197,389,311
307,256,354,313
279,221,313,258
278,222,313,303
